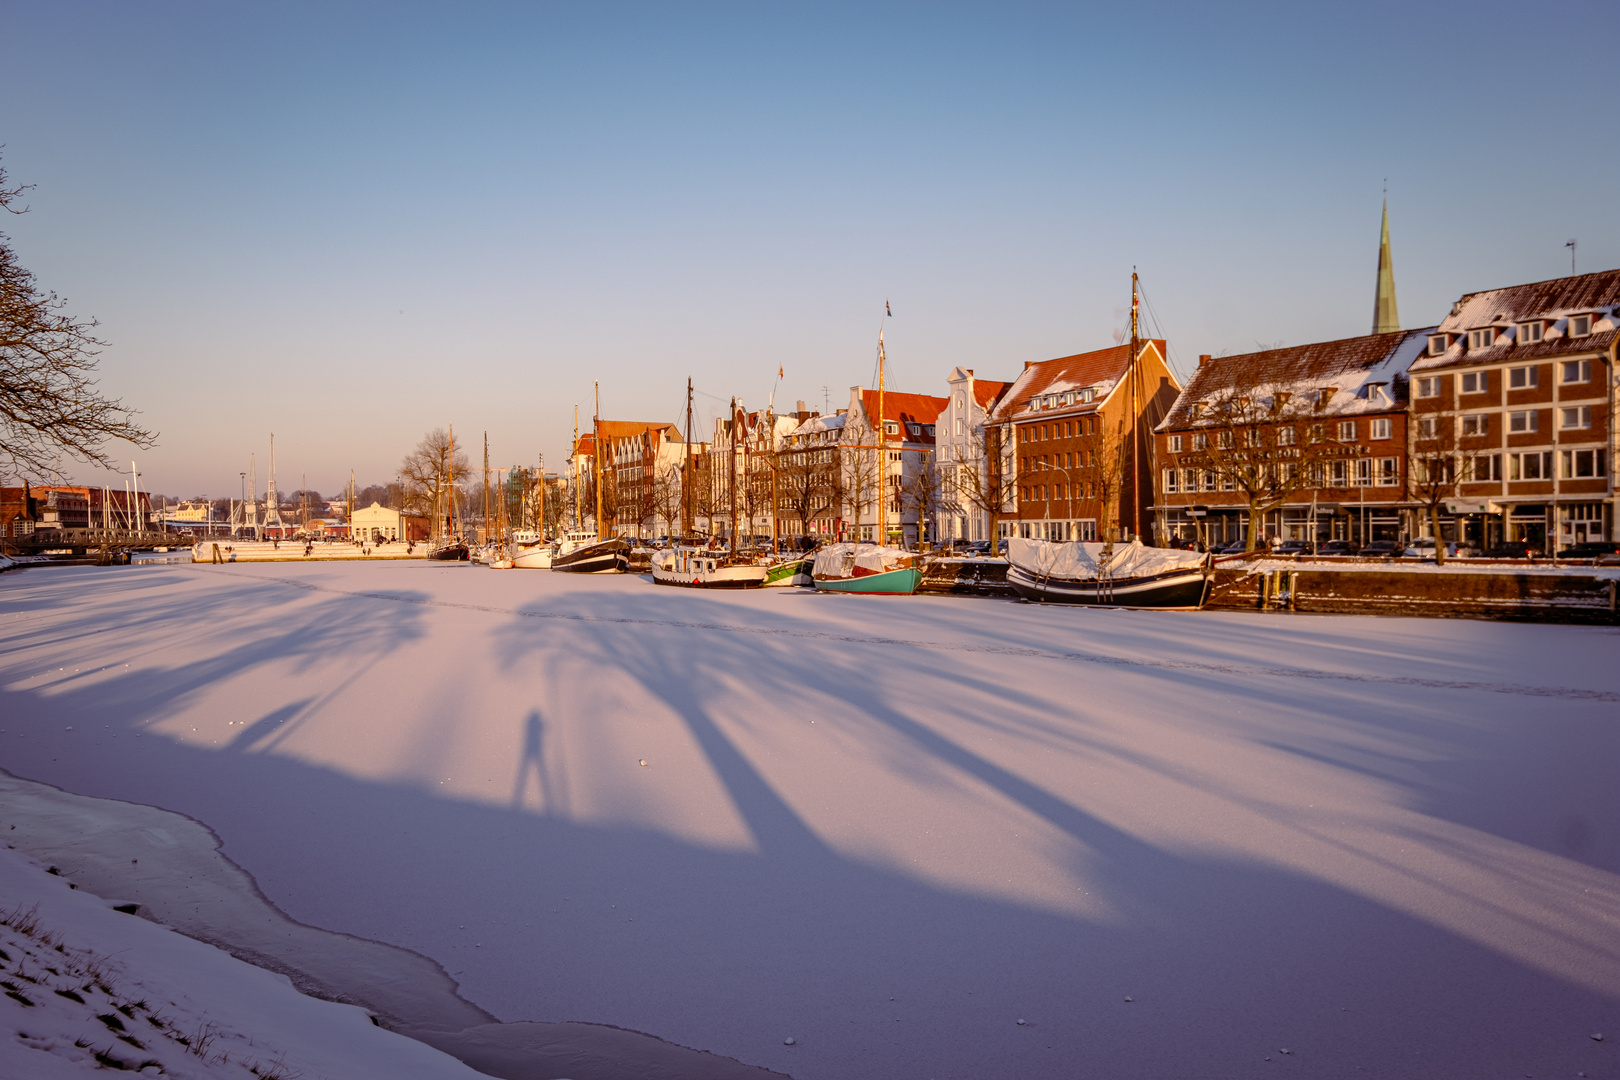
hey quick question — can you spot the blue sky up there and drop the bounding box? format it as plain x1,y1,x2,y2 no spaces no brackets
4,1,1615,497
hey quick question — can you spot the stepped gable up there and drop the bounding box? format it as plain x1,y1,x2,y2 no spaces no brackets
1411,267,1620,372
1160,329,1431,429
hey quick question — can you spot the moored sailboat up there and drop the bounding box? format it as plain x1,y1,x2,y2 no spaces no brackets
1004,537,1210,608
810,543,922,595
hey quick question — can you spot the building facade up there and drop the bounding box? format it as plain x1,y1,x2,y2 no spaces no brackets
991,341,1179,543
936,368,1011,542
1406,269,1617,551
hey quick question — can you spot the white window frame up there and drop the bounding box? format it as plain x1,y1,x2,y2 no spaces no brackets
1461,414,1486,437
1459,371,1485,395
1417,416,1438,439
1508,410,1538,434
1191,432,1207,451
1470,454,1500,482
1569,314,1592,338
1337,420,1357,442
1508,365,1538,389
1561,358,1591,384
1162,468,1178,494
1369,418,1391,440
1560,405,1592,430
1518,321,1543,344
1167,434,1182,453
1376,458,1398,486
1415,376,1440,398
1467,328,1495,349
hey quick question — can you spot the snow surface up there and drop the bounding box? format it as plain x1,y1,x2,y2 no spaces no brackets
0,843,486,1079
1,561,1618,1079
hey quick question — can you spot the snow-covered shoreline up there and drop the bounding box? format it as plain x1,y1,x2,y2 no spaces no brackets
2,561,1616,1078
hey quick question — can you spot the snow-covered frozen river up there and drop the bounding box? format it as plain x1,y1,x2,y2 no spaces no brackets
2,561,1616,1079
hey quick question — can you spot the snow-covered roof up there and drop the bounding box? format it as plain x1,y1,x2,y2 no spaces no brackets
1159,329,1431,430
1410,267,1620,372
790,412,846,438
990,341,1165,424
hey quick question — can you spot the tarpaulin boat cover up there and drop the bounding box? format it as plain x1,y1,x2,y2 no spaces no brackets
812,543,911,578
1007,537,1205,582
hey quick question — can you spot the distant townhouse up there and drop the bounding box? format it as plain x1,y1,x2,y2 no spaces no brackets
778,410,846,539
836,385,947,546
1406,268,1617,552
1154,330,1430,548
990,341,1179,544
598,420,687,538
936,368,1011,543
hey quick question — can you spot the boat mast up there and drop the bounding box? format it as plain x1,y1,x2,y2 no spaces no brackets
877,313,887,546
683,377,693,538
728,397,738,554
1129,272,1141,543
482,433,490,544
573,405,581,533
594,383,605,540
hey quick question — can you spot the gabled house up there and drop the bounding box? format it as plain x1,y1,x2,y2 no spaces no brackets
991,341,1179,543
1406,268,1618,551
836,384,947,545
936,368,1011,543
1154,329,1430,548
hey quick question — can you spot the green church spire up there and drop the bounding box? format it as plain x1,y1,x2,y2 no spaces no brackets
1372,198,1400,334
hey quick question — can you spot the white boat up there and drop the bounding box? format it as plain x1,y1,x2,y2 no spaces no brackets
511,539,554,569
551,531,629,574
1004,537,1210,608
651,547,768,588
810,543,923,595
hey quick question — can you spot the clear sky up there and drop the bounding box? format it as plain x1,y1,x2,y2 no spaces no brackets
3,1,1615,499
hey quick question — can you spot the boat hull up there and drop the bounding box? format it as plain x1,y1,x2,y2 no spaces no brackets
652,564,767,588
763,558,813,587
812,567,923,595
428,543,469,562
551,538,630,574
1005,564,1209,609
511,544,553,569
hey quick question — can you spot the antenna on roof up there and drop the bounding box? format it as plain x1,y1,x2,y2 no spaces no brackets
1566,238,1577,275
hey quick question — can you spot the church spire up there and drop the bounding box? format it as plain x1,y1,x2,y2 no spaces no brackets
1372,196,1400,334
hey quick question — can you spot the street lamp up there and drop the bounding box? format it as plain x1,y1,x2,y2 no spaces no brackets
1023,460,1082,542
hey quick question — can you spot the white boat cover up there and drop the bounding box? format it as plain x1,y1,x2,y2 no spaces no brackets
1006,537,1205,581
811,543,911,579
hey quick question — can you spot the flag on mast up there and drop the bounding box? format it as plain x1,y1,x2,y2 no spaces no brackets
885,300,892,317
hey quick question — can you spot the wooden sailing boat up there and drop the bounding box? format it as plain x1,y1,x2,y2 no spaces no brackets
552,382,628,572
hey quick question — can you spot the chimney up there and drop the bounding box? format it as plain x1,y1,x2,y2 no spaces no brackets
796,400,806,415
1198,354,1211,367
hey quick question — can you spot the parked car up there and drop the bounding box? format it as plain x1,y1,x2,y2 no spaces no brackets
1481,541,1538,559
1316,539,1359,556
1357,541,1408,558
1271,539,1315,556
1211,540,1250,554
1557,541,1620,559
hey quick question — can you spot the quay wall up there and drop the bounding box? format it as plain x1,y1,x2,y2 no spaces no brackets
1206,559,1620,624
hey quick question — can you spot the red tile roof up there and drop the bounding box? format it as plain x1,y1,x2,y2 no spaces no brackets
858,389,948,443
991,341,1166,423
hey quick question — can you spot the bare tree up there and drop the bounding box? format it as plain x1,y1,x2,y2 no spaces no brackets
899,454,944,546
1075,413,1125,543
650,461,683,538
398,428,470,538
1177,380,1337,552
946,423,1016,545
1407,409,1485,565
842,445,880,541
1,156,156,477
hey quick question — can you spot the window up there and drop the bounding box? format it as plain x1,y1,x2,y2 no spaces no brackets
1461,414,1487,436
1216,431,1233,449
1337,420,1357,441
1329,460,1348,487
1518,321,1543,344
884,421,898,435
1308,424,1324,443
1427,335,1449,356
1277,426,1295,446
1508,410,1538,433
1470,454,1501,482
1459,371,1485,394
1377,458,1398,486
1560,406,1592,430
1466,328,1495,349
1417,416,1438,439
1168,434,1182,453
1569,314,1592,337
1415,377,1441,398
1369,418,1391,440
1219,473,1235,491
955,418,965,436
1192,433,1208,451
1560,448,1607,479
1203,470,1217,491
1508,366,1538,389
1163,469,1178,494
1561,359,1591,384
1183,468,1199,491
1509,452,1550,480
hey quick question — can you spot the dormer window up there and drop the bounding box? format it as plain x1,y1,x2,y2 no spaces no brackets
1080,388,1095,403
883,421,899,435
1518,321,1544,344
1427,334,1449,356
1569,314,1592,337
1316,387,1336,407
1466,328,1495,349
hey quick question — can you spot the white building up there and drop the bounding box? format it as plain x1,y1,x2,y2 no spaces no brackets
935,367,1012,542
